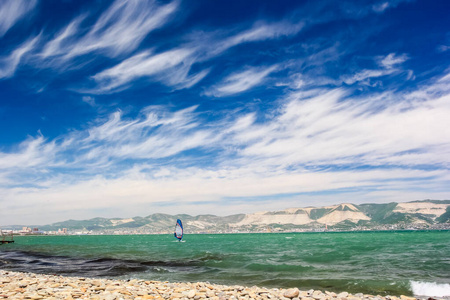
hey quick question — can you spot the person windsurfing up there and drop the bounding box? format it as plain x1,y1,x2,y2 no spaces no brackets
174,219,183,242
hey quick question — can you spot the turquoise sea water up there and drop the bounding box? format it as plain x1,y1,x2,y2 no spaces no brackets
1,231,449,297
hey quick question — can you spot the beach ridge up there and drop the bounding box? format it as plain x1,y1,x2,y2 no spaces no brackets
0,270,433,300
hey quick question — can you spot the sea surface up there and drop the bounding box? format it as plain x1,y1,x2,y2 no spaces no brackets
1,231,449,297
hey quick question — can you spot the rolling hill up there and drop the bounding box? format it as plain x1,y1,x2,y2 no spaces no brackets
9,200,450,233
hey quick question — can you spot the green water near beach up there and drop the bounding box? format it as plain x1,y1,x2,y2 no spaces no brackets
1,231,449,296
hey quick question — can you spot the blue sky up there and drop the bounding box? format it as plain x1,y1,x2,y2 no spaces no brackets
1,0,449,225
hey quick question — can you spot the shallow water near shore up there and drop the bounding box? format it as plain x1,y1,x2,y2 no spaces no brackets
1,231,449,297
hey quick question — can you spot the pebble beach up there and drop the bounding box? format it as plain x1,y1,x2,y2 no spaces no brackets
0,270,437,300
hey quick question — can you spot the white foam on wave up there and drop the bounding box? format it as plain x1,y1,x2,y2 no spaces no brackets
410,281,450,297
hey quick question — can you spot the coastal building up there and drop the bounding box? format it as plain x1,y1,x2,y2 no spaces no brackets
19,227,32,235
18,227,44,235
58,228,68,234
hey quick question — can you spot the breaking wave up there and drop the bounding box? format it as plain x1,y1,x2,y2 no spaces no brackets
410,281,450,297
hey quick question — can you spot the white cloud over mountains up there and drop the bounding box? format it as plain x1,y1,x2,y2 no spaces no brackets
1,72,449,224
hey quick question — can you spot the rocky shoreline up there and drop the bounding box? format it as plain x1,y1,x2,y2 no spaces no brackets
0,270,438,300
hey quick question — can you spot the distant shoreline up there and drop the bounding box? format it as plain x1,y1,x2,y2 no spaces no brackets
4,200,449,235
6,228,450,237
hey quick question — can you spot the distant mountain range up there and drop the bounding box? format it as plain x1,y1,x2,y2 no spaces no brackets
10,200,450,233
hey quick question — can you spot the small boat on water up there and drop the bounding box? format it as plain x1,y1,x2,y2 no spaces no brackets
1,228,14,244
174,219,183,242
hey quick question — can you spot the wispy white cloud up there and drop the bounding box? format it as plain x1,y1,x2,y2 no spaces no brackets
0,135,55,171
342,69,396,85
64,105,217,164
86,20,301,93
206,65,279,97
41,0,179,62
0,35,40,78
378,52,408,69
0,0,36,37
371,0,410,13
372,2,390,13
1,10,303,92
342,52,409,85
0,0,179,82
213,21,304,55
2,72,449,175
40,15,87,59
0,105,216,183
87,48,209,93
228,75,450,169
437,45,450,52
82,96,96,107
0,0,179,83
